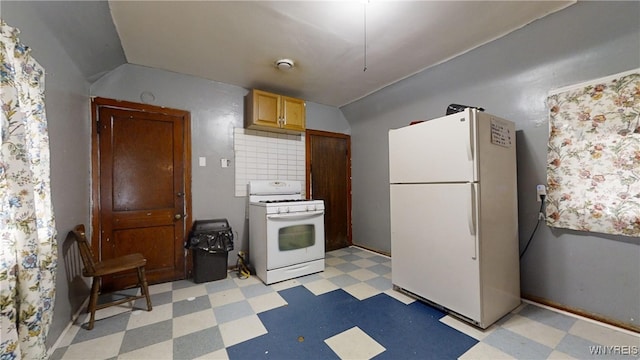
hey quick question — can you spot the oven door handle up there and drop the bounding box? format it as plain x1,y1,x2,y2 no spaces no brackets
267,210,325,220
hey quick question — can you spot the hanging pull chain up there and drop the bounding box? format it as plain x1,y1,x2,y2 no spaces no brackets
363,3,368,72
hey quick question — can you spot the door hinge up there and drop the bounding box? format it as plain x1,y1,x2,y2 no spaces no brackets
96,120,101,134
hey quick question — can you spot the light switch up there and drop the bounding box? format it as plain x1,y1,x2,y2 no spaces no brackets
220,158,230,168
199,157,206,167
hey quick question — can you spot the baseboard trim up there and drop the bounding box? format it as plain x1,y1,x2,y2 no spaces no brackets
350,244,391,257
522,293,639,334
47,296,89,357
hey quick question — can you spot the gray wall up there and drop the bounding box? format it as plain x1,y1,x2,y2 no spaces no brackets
341,2,640,328
91,63,351,267
306,102,351,135
2,1,93,350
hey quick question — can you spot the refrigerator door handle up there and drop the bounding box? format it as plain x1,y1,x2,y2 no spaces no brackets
466,113,474,162
469,183,478,259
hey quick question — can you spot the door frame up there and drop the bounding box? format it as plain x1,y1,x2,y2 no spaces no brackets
305,129,352,246
90,97,193,274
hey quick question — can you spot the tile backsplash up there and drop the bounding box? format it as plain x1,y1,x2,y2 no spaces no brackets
234,128,306,197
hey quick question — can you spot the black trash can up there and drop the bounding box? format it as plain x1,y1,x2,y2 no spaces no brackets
186,219,234,283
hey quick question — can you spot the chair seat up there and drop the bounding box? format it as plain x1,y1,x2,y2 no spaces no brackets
86,253,147,277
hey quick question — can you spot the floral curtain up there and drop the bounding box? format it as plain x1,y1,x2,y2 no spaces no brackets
546,69,640,236
0,21,57,359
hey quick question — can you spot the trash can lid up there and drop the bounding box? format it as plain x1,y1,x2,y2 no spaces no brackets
192,219,230,233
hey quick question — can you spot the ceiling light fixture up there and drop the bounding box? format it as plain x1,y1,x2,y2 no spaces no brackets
275,58,294,71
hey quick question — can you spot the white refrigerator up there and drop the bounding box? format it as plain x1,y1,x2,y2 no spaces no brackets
389,108,520,329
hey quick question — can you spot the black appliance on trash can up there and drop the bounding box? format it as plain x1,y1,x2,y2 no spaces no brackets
186,219,234,283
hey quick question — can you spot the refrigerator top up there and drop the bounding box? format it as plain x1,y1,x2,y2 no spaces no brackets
388,109,515,184
389,108,478,184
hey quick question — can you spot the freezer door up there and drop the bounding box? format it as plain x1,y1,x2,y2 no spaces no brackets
389,108,477,183
391,183,481,322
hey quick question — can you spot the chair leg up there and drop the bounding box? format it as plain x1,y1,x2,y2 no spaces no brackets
87,277,100,330
137,266,152,311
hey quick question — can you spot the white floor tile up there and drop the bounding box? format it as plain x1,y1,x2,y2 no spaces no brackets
208,288,245,308
348,268,379,282
62,332,124,359
343,282,381,300
501,314,567,348
511,302,528,314
172,284,207,302
247,292,287,313
383,288,415,304
127,303,173,330
325,256,347,266
173,309,217,338
319,266,343,279
148,282,173,295
219,315,267,347
546,350,579,359
440,315,494,341
94,303,134,320
351,258,377,268
569,320,640,347
268,278,302,291
459,342,516,360
325,326,385,360
117,339,174,359
232,275,262,287
304,278,340,296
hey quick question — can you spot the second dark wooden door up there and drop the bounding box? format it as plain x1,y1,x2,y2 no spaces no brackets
94,99,191,291
307,130,351,251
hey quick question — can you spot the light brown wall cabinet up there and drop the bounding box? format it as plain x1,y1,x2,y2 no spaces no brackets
245,89,306,133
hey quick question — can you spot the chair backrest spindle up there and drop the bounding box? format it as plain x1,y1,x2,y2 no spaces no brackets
72,224,97,276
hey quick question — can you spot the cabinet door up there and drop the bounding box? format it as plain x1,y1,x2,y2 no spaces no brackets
281,96,305,132
252,90,280,128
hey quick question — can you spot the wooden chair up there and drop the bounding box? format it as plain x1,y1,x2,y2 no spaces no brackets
71,224,152,330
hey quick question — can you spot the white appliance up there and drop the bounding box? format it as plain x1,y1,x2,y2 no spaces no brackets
388,108,520,329
248,180,325,284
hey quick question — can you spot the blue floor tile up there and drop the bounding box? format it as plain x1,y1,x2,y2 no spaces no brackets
228,286,478,360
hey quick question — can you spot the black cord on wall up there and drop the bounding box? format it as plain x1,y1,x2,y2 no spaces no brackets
520,195,546,259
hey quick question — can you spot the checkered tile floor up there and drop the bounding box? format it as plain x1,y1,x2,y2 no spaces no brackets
51,247,639,359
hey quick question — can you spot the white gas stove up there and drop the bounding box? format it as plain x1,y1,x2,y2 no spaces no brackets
248,180,325,284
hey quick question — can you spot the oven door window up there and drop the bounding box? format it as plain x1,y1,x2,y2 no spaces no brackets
279,224,315,251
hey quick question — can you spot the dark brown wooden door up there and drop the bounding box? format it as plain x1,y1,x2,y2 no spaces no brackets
306,130,351,251
93,98,191,291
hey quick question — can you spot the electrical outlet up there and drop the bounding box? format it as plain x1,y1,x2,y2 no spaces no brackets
536,184,546,202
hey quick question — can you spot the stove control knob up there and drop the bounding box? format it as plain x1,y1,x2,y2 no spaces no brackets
307,205,316,211
285,207,290,213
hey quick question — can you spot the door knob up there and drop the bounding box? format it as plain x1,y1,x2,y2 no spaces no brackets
174,214,182,220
